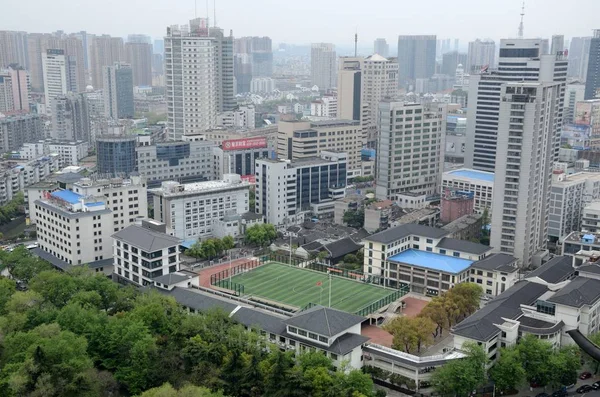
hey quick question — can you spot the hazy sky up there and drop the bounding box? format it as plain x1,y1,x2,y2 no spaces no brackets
1,0,598,47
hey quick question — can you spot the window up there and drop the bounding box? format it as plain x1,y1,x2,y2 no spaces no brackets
426,239,433,244
298,329,307,337
453,252,460,257
440,249,446,255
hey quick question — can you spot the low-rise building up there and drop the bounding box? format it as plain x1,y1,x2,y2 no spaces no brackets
18,140,89,167
442,168,494,214
364,200,398,233
582,202,600,233
441,213,483,241
397,192,428,210
212,212,264,240
217,105,255,129
440,190,474,223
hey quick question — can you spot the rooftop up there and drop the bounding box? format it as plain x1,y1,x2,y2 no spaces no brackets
112,224,181,252
283,306,365,337
547,277,600,308
152,272,191,285
445,168,495,183
150,179,249,196
525,256,575,284
387,249,474,274
366,223,449,244
436,237,492,255
471,253,518,273
51,189,83,204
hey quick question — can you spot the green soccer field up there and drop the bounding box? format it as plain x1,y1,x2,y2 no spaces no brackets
229,262,397,313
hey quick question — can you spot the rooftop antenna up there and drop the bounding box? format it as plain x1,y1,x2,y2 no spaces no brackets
195,0,197,18
354,29,358,57
518,0,525,39
214,0,217,27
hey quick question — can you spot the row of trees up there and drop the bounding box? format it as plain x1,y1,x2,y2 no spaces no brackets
384,283,482,353
244,223,277,247
0,248,379,396
186,236,235,260
432,335,581,395
0,191,24,226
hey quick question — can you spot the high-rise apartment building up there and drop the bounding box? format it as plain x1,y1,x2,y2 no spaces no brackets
584,30,600,100
565,83,586,124
60,36,86,93
311,43,337,90
208,26,235,112
465,39,568,172
441,51,467,76
235,36,273,78
51,93,90,142
90,35,124,89
374,38,389,58
42,49,78,115
276,120,362,178
0,31,28,69
0,66,29,112
397,35,436,88
125,42,153,87
551,35,565,54
0,113,44,153
104,63,134,119
467,39,496,74
568,36,592,80
375,101,446,199
491,82,562,266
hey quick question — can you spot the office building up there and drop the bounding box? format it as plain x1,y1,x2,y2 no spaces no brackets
467,39,496,73
216,105,255,129
310,96,337,118
104,62,134,119
585,30,600,100
250,77,275,93
277,120,362,178
112,219,181,287
311,43,337,91
549,170,600,241
375,101,446,199
0,113,44,153
42,49,78,114
96,134,137,176
125,42,153,87
59,36,86,93
0,31,28,69
565,83,586,124
234,54,253,94
441,51,467,76
490,82,562,266
51,93,90,142
90,35,124,89
0,66,29,112
581,202,600,233
213,136,274,178
235,36,273,78
440,190,474,224
568,36,592,80
465,39,568,172
442,168,495,214
209,26,235,112
373,38,389,58
255,152,347,227
551,35,565,54
150,174,250,241
572,99,600,148
136,139,216,187
397,35,436,88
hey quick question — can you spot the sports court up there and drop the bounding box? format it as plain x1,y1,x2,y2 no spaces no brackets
229,262,398,313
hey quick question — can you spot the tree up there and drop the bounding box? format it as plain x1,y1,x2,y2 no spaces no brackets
222,235,235,251
383,317,418,353
343,254,358,264
343,209,365,228
516,334,554,386
138,382,225,397
547,346,580,390
0,277,16,314
249,189,256,212
413,317,437,352
316,250,329,263
419,296,448,337
432,342,487,396
490,346,526,393
29,270,80,308
0,246,52,283
245,224,277,247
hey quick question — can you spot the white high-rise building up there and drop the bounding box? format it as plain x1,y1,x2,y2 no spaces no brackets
491,82,563,267
551,35,565,54
466,39,495,73
465,39,568,172
250,77,275,93
42,49,77,115
311,43,337,91
374,38,389,58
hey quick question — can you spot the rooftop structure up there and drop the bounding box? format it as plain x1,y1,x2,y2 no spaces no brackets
388,249,474,274
446,168,495,183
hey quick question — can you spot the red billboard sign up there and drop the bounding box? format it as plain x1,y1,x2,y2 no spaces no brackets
222,137,267,151
241,175,256,184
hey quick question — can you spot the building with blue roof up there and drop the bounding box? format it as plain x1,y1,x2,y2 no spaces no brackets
442,168,495,214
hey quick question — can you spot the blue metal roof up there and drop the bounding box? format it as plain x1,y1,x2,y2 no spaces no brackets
448,169,495,183
51,190,83,204
387,249,474,274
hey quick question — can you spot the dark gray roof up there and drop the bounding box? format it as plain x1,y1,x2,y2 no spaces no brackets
165,287,238,312
517,316,564,335
578,263,600,275
54,172,83,184
324,237,362,259
526,256,575,283
232,307,288,335
350,228,370,242
302,241,324,252
304,231,327,243
112,225,181,252
547,277,600,308
471,253,518,273
452,281,549,342
437,237,491,255
285,331,368,355
153,273,190,285
241,212,263,221
284,306,365,337
287,225,302,233
366,224,449,244
32,247,72,270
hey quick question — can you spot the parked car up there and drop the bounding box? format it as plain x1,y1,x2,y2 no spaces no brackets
577,385,594,393
565,383,576,389
552,388,567,397
580,372,593,380
593,381,600,390
535,393,549,397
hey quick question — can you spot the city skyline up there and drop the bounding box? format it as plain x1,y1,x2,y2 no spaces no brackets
1,0,598,47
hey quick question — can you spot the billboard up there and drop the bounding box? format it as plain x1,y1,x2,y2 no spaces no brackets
241,175,256,184
222,137,267,151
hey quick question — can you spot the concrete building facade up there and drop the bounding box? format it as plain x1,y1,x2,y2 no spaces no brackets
311,43,337,91
104,62,134,119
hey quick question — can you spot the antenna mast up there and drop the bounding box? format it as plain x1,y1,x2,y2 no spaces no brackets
354,30,358,57
214,0,217,27
518,1,525,39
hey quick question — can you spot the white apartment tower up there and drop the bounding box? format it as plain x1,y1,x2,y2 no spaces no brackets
375,101,447,199
467,39,496,73
465,39,568,172
311,43,337,91
42,49,77,115
490,82,562,266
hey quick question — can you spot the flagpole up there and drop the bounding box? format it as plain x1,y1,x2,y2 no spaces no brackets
328,272,332,307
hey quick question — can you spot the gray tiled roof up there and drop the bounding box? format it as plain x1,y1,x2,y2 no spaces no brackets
284,306,365,337
54,172,83,184
285,331,369,355
302,241,324,252
350,228,370,242
324,237,362,259
578,263,600,275
152,273,190,285
452,281,549,342
436,237,492,255
471,253,518,273
231,307,288,335
366,224,449,244
112,225,181,252
518,316,564,335
164,287,238,313
547,277,600,308
525,256,575,284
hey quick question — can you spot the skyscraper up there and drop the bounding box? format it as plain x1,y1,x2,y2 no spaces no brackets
441,51,467,76
311,43,337,90
0,31,28,69
568,36,592,80
90,35,124,89
209,26,235,112
0,66,30,113
397,35,436,88
464,39,568,172
103,63,134,119
467,39,496,73
585,30,600,100
51,93,91,142
235,36,273,78
125,42,153,87
374,38,389,58
42,49,78,115
551,34,565,54
490,82,562,266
